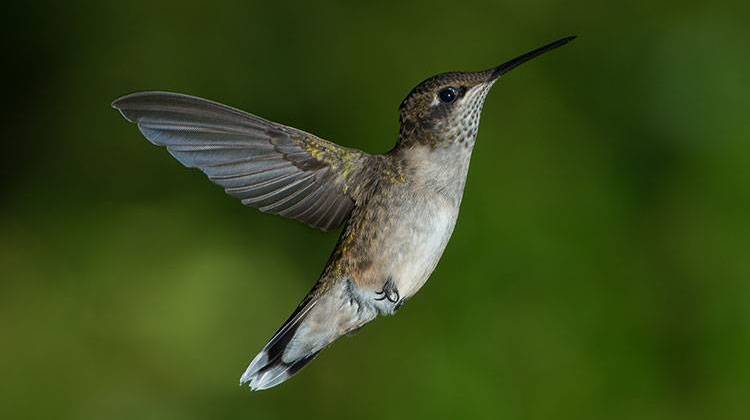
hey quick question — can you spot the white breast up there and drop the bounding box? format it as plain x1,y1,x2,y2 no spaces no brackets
370,143,473,310
386,197,458,300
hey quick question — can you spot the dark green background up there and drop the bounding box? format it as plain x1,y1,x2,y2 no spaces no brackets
3,1,749,419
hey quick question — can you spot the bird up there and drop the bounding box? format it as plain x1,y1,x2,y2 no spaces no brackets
112,35,575,391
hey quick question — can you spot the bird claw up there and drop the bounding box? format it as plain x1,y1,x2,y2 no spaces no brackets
375,278,400,303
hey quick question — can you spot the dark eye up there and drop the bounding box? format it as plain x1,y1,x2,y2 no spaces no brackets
438,87,457,103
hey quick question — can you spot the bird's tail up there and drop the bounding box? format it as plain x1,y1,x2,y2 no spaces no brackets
240,280,375,391
239,298,321,391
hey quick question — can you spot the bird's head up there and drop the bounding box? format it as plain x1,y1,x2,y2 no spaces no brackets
397,36,575,149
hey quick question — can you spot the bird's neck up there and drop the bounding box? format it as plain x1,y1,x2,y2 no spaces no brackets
390,139,476,206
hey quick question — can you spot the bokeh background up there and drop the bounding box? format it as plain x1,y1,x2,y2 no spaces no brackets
3,1,749,419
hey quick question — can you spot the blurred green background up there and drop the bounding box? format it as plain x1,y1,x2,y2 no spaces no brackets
3,1,749,419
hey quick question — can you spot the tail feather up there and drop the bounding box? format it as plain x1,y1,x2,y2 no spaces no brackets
240,299,319,390
240,280,377,391
243,351,320,391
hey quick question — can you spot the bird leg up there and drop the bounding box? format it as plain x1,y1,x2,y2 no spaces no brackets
374,277,400,303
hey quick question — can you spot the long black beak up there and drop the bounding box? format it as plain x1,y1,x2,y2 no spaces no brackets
489,36,576,80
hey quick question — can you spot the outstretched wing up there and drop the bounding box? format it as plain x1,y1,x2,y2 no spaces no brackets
113,91,372,231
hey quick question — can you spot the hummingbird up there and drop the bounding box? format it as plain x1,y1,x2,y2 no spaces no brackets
112,36,575,391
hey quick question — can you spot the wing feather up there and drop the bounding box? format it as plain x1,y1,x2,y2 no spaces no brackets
113,91,372,231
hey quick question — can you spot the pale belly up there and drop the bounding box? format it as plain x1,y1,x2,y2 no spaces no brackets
374,194,459,302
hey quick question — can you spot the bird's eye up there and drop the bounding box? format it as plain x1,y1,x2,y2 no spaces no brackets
438,87,457,103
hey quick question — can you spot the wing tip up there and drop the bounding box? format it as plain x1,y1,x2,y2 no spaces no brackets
111,91,150,110
111,91,186,122
111,91,151,122
111,94,131,121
